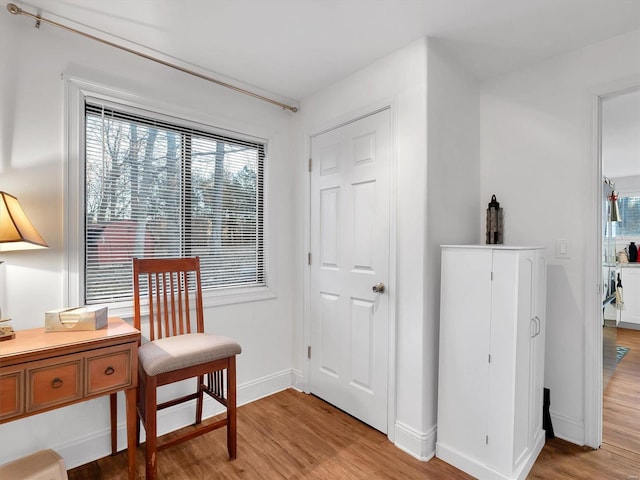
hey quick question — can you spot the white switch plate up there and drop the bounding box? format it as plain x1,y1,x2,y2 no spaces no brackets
556,238,571,259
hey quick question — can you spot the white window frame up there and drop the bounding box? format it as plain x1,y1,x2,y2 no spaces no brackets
65,77,275,318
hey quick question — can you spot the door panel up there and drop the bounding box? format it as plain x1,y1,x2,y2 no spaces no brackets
320,188,339,267
352,181,376,270
319,292,341,377
350,298,375,392
309,109,391,433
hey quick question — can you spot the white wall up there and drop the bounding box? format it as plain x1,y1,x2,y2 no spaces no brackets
292,37,479,459
292,37,431,458
480,28,640,444
425,38,481,441
613,175,640,196
0,6,297,468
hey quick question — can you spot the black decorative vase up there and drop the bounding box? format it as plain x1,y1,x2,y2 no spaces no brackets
629,242,638,263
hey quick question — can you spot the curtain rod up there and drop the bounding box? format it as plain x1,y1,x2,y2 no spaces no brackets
6,3,299,113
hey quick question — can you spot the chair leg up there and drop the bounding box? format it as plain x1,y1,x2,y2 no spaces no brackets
144,375,158,480
136,370,143,447
227,356,237,459
195,374,204,425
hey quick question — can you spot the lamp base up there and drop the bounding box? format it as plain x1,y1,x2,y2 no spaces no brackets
0,324,15,341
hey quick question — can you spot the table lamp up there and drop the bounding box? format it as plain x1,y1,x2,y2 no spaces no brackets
0,191,49,340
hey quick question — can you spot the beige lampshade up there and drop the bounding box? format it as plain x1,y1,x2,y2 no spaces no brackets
0,191,48,251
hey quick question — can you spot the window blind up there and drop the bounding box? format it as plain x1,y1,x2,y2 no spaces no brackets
84,101,266,304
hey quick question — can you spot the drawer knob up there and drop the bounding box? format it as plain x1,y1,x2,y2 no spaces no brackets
104,366,115,376
51,377,63,389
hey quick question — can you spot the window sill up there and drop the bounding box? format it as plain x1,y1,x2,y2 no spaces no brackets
202,285,277,307
99,285,276,321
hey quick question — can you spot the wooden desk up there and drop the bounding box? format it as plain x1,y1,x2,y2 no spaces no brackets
0,317,139,480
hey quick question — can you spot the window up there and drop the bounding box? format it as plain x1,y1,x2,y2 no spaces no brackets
613,196,640,237
83,101,266,305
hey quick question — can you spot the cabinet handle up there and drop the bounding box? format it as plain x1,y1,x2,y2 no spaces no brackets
51,377,64,389
104,366,115,376
535,316,541,336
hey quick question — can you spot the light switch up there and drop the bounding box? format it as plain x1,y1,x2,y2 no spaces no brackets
556,238,570,259
559,241,567,254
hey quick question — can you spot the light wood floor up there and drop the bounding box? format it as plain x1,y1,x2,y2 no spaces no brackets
69,330,640,479
603,327,640,455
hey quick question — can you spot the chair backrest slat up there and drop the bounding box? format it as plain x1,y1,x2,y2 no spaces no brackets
133,257,204,341
183,274,191,334
148,272,155,340
162,271,170,337
170,272,178,336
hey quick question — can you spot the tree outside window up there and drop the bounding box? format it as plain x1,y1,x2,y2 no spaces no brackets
84,103,265,304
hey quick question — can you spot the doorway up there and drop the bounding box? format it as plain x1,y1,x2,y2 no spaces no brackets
308,108,391,433
592,84,640,453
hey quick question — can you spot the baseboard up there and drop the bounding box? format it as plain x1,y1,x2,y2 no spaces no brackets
549,409,585,445
437,442,503,480
55,368,295,470
618,321,640,331
393,421,436,461
233,368,295,406
436,430,544,480
514,430,545,480
291,368,304,391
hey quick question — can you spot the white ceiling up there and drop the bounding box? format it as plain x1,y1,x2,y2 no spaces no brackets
5,0,640,100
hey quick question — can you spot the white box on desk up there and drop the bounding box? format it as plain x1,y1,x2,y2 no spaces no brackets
45,305,108,331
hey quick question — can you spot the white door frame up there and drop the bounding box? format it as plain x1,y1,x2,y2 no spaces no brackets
584,75,640,448
301,102,397,442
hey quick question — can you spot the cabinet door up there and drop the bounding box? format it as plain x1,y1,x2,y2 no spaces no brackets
487,250,534,473
620,268,640,324
438,248,492,462
514,252,535,468
529,253,546,443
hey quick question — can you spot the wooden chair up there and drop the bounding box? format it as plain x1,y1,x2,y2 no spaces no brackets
132,257,241,480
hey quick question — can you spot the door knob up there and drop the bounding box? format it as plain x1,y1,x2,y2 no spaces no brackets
372,282,385,294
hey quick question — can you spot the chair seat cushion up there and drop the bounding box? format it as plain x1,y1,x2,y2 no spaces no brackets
139,333,241,376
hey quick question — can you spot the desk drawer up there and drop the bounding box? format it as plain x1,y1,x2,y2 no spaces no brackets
27,357,83,412
86,344,134,396
0,368,24,420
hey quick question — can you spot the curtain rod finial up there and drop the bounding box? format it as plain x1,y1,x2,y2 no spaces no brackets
7,4,22,15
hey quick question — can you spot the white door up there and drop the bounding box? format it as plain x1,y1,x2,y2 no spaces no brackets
309,109,391,433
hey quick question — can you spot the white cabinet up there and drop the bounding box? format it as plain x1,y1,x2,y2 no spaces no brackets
618,266,640,326
436,245,546,480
